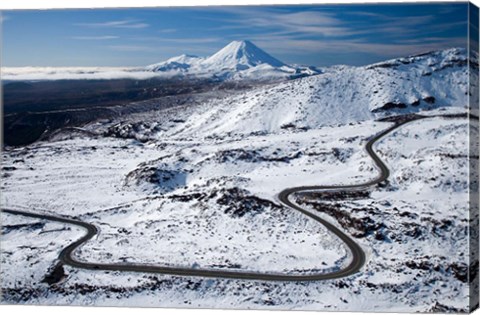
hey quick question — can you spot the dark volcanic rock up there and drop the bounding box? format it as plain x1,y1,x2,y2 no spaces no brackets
216,187,281,218
42,263,66,285
298,201,384,238
372,102,407,113
423,96,436,104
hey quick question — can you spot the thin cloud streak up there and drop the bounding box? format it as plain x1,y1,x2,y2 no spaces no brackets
72,35,119,40
76,20,148,29
156,37,221,44
129,36,222,44
159,28,177,33
213,9,355,37
107,45,154,52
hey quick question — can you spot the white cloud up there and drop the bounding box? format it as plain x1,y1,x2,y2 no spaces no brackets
1,66,172,81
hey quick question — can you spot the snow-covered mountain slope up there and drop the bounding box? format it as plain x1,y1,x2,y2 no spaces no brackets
1,108,471,312
146,40,321,81
156,47,469,138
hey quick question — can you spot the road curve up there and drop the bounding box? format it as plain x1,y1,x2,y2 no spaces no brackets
2,113,431,281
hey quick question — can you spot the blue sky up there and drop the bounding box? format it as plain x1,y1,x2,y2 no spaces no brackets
1,3,469,67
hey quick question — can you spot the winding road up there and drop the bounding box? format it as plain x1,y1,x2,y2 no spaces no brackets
2,113,443,281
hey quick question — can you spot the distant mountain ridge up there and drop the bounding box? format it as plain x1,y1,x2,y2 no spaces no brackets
145,54,203,72
146,40,321,81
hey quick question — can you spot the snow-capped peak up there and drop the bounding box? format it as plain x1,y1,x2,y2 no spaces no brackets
202,40,286,70
145,40,319,81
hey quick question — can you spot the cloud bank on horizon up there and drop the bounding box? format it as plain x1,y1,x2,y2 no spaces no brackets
1,3,469,67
